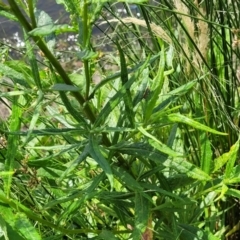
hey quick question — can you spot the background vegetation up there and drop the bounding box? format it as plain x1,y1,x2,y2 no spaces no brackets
0,0,240,239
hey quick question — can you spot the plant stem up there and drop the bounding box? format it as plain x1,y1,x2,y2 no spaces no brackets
7,0,95,123
27,0,37,28
84,60,90,99
7,0,127,167
83,0,90,99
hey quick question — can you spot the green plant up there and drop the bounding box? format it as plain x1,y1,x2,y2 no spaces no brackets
0,0,240,239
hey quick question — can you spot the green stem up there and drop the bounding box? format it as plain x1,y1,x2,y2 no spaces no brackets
7,0,32,30
83,0,90,99
84,60,90,99
7,0,95,123
7,0,127,168
27,0,37,28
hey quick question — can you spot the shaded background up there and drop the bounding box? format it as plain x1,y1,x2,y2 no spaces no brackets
0,0,67,36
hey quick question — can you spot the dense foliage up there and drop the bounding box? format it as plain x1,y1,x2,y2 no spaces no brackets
0,0,240,239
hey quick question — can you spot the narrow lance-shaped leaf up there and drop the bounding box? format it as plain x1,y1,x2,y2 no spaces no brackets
112,166,143,191
23,91,43,146
215,183,228,201
112,142,211,181
166,159,212,181
212,140,240,174
89,135,113,190
116,40,135,127
24,30,42,90
133,68,149,107
225,188,240,198
0,91,30,98
58,145,89,183
94,76,135,127
0,63,27,83
200,132,212,175
57,92,88,125
89,53,159,98
224,139,240,180
164,113,227,135
145,44,165,121
153,79,198,113
138,126,184,157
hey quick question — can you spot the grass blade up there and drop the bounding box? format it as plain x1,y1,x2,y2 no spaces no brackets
116,41,135,127
24,30,42,90
4,96,21,197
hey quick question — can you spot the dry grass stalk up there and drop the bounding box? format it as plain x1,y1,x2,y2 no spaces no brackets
237,67,240,84
173,0,195,40
173,1,209,69
194,7,209,65
173,0,195,73
100,17,172,45
231,29,240,49
230,29,240,85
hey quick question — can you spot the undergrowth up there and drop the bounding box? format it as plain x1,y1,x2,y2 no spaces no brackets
0,0,240,239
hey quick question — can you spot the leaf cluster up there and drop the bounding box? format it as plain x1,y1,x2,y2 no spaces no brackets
0,0,240,239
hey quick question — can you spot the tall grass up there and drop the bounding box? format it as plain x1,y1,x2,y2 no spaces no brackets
0,0,240,239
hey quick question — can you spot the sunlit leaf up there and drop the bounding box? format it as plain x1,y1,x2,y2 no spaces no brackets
138,126,184,157
225,188,240,198
14,213,41,240
165,113,227,135
0,215,8,240
145,45,165,121
112,141,211,181
224,139,240,180
200,132,212,175
213,139,239,175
